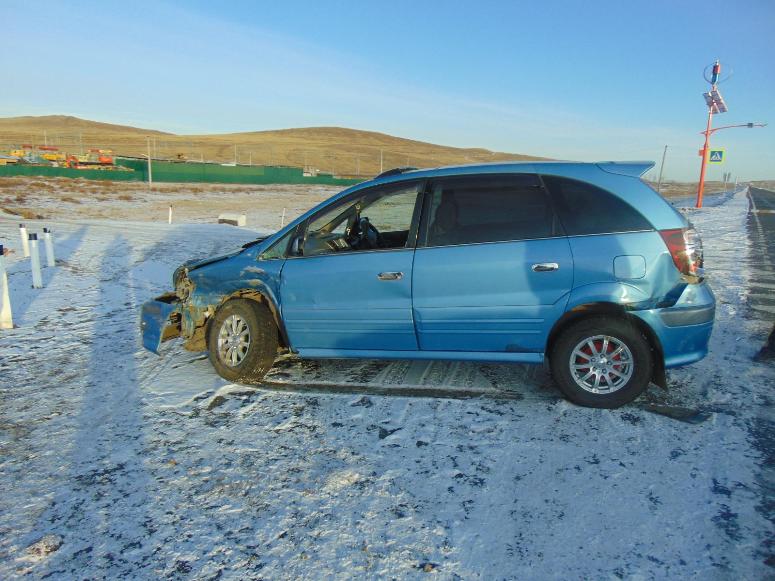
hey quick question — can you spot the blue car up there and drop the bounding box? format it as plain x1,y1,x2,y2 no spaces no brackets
141,161,714,408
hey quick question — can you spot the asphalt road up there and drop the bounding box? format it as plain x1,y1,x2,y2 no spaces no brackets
746,187,775,570
748,187,775,333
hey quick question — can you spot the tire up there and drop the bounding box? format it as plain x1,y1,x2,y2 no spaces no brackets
549,316,653,408
207,299,278,384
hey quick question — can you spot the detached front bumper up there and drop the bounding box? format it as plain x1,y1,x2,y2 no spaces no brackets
140,293,181,354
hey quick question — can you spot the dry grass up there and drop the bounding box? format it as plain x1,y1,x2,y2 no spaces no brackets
27,180,55,191
117,194,134,201
0,115,547,177
0,178,27,189
61,196,82,204
2,206,45,219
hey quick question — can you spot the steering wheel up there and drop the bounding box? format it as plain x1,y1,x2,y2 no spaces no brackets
349,216,382,249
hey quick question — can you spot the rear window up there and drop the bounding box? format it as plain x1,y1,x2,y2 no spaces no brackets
541,175,652,236
424,174,560,246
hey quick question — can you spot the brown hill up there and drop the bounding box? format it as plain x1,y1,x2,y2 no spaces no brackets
0,115,548,177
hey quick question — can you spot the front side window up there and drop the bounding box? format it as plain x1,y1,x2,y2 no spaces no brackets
423,174,559,247
301,182,422,257
541,175,652,235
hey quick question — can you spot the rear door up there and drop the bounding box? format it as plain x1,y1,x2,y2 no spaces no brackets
412,173,573,353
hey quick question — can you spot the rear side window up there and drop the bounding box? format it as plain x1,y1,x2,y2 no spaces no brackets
541,175,652,236
423,174,560,247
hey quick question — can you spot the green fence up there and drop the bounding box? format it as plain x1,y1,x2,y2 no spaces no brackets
0,164,140,181
0,158,362,186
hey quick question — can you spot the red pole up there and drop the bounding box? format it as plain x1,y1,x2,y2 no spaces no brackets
696,105,714,208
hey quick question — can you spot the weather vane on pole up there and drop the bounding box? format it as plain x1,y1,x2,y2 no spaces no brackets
695,61,766,208
695,61,727,208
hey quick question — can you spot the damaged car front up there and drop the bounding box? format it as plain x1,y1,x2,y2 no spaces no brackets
140,235,283,354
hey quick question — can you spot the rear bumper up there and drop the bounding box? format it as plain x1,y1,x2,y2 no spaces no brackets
633,282,715,368
140,294,181,354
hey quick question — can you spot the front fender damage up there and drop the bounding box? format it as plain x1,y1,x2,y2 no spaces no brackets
141,283,286,355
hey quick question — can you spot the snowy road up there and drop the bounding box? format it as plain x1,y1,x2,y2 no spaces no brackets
0,188,772,579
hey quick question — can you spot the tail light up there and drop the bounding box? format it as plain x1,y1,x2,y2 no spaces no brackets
659,227,704,281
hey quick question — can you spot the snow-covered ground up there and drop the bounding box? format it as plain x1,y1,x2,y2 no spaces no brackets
0,189,772,579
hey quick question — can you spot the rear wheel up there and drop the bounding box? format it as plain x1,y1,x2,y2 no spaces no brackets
550,316,653,408
208,299,278,384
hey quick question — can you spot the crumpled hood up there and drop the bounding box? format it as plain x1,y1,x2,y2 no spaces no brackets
173,236,270,285
184,250,243,272
174,248,246,286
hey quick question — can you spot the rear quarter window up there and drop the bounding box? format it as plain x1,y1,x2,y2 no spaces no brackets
541,175,652,235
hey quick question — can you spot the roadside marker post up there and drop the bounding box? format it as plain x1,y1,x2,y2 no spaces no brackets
19,224,30,258
281,207,286,228
43,228,55,267
168,205,173,225
0,244,13,330
29,234,43,289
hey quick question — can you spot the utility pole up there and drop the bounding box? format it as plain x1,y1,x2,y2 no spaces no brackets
656,145,668,194
146,137,153,188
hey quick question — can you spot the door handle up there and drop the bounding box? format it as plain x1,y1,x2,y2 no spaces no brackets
531,262,559,272
377,271,404,281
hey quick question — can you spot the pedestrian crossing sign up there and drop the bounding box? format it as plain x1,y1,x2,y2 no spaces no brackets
708,149,725,164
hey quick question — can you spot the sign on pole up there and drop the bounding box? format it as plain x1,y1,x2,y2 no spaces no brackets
708,149,725,164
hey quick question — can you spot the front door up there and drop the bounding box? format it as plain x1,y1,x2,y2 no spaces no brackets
412,173,573,353
281,181,423,352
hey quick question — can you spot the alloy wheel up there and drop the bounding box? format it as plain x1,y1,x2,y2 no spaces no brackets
217,314,251,367
569,335,634,394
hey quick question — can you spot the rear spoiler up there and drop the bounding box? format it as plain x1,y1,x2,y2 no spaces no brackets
596,161,655,178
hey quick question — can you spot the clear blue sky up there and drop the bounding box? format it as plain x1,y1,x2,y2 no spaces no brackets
5,0,775,180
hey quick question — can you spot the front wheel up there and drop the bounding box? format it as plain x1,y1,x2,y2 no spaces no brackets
208,299,278,384
550,317,653,408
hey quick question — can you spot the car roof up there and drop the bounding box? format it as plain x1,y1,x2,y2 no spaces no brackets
363,160,655,189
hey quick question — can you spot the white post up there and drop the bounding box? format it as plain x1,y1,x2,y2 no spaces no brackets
19,224,30,258
43,228,55,267
168,205,173,225
0,244,13,330
280,207,286,228
29,234,43,289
